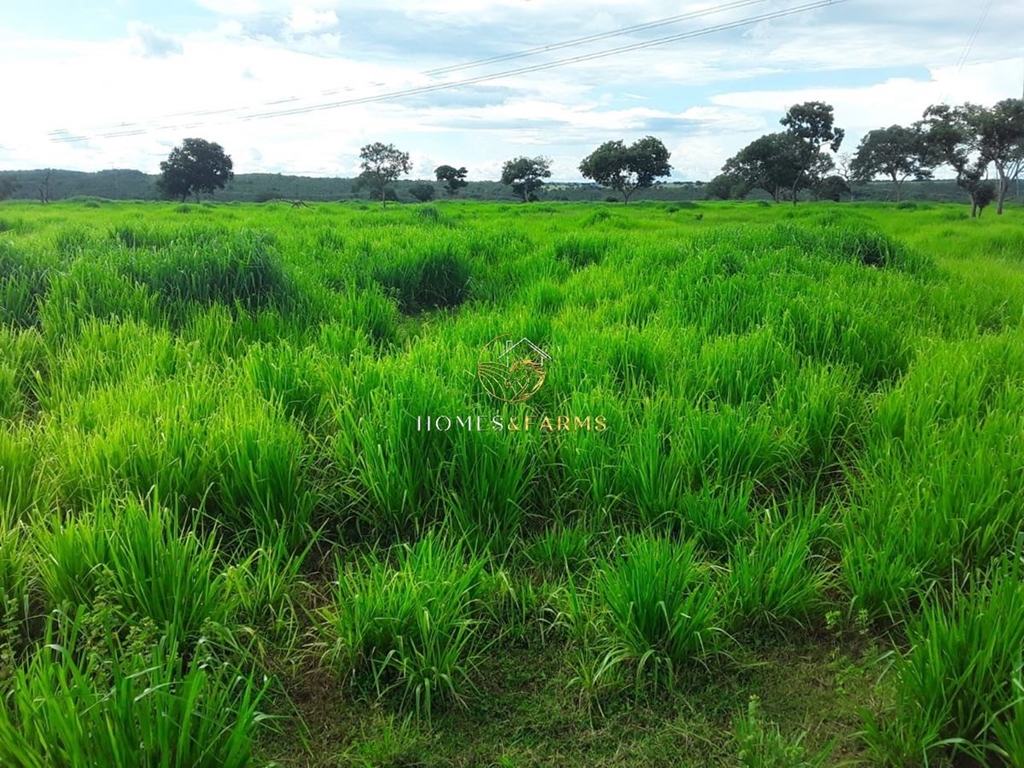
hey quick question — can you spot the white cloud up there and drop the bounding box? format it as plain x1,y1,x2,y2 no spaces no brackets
126,22,183,59
287,6,339,35
3,0,1024,180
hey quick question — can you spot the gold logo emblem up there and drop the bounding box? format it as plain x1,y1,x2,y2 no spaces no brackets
477,335,551,403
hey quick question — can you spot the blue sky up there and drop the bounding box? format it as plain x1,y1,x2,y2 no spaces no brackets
2,0,1023,181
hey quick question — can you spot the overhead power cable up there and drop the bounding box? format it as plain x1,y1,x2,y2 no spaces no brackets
422,0,777,76
50,0,848,143
954,0,994,73
50,0,780,141
238,0,849,122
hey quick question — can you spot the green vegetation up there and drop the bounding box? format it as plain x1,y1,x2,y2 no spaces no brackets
1,197,1023,765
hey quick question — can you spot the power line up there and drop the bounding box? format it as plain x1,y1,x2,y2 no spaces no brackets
939,0,995,105
49,0,777,140
240,0,848,121
422,0,777,76
50,0,848,143
954,0,994,73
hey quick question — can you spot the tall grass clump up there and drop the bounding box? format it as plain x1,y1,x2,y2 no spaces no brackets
120,229,294,322
332,364,464,538
35,501,234,648
371,240,473,314
442,417,539,554
860,549,1024,765
724,513,830,634
0,609,270,768
0,522,31,657
317,535,491,719
0,326,44,422
593,536,722,686
0,242,49,327
554,233,610,269
39,260,161,341
0,428,40,521
818,225,933,274
110,222,160,249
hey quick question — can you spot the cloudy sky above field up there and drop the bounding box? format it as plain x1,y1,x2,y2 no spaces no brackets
2,0,1023,181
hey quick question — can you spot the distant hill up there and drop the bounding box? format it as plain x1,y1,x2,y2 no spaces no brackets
0,167,1006,205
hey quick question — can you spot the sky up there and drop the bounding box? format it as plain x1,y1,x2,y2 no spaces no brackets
2,0,1023,182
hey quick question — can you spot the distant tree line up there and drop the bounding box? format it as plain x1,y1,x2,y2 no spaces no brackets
707,98,1024,216
2,103,1021,210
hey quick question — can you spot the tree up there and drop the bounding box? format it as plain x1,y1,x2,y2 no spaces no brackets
0,177,20,201
358,142,411,208
921,104,990,217
408,183,436,202
500,156,552,203
849,124,933,202
975,98,1024,214
578,136,672,203
722,132,810,203
779,101,844,205
157,138,234,202
704,173,750,201
434,165,468,196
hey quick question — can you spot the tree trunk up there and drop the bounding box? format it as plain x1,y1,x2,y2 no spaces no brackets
893,175,902,203
996,174,1008,215
381,186,387,209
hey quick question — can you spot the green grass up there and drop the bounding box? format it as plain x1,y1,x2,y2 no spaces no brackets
0,197,1023,765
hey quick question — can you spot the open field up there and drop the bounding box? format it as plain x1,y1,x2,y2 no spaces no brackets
1,199,1024,766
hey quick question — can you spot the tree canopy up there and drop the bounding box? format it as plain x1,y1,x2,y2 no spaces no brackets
500,156,551,203
156,138,234,202
718,102,843,205
578,136,672,203
975,98,1024,214
850,124,933,202
704,173,751,201
778,101,844,205
723,132,811,203
358,142,412,208
920,104,992,217
434,165,469,196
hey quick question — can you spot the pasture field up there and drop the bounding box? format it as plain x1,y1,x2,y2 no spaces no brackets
1,198,1024,766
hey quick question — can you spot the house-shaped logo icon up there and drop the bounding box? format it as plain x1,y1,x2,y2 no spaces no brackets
478,335,551,403
498,338,552,367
